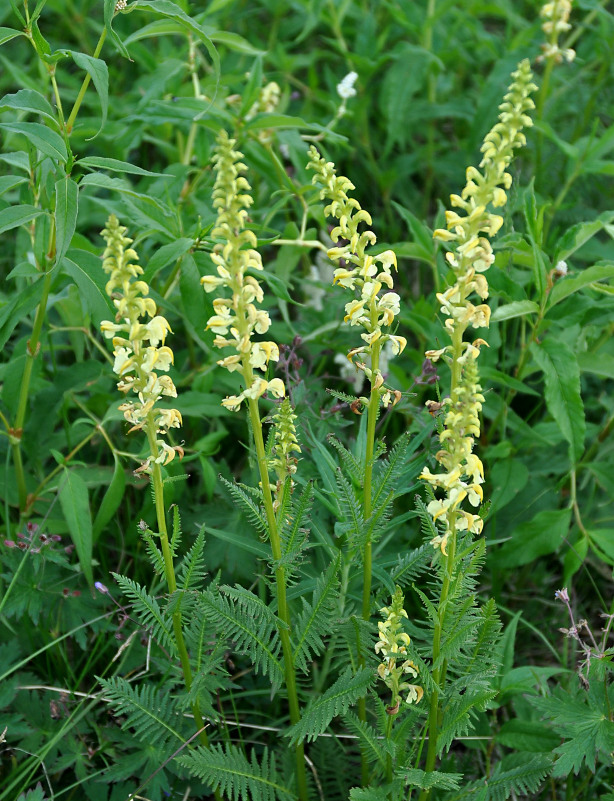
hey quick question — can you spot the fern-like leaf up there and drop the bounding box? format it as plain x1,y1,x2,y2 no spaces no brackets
328,434,363,486
445,754,551,801
280,481,314,559
399,767,463,790
179,743,294,801
112,573,176,655
199,589,283,684
286,666,374,744
98,676,184,749
293,557,340,673
176,525,207,593
220,477,269,540
342,709,390,768
335,468,365,547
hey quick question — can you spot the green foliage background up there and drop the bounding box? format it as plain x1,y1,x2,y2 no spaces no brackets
0,0,613,799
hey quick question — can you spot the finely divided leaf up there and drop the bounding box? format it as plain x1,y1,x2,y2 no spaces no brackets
286,667,374,744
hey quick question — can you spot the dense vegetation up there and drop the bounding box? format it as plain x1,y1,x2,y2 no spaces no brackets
0,1,613,800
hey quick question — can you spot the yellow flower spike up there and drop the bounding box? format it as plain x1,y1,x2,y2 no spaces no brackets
100,215,181,474
307,146,404,379
422,62,536,555
375,587,422,711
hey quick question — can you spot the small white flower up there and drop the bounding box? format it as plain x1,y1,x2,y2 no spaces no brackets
337,71,358,100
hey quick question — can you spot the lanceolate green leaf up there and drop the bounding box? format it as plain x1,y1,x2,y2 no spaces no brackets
0,122,68,162
530,338,585,463
0,88,58,125
127,0,220,99
0,28,24,47
0,204,45,235
92,455,126,542
63,248,114,324
69,51,109,135
76,156,169,177
491,300,539,322
54,176,79,265
548,261,614,307
58,468,93,586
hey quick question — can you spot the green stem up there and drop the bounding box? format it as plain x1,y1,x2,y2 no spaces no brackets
144,420,222,801
66,26,107,134
419,322,465,800
384,710,395,785
12,268,54,510
422,0,438,217
418,535,456,801
245,395,309,801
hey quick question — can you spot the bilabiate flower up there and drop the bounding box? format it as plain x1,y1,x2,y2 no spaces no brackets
100,215,182,472
307,148,404,407
203,131,285,412
423,61,536,555
376,586,423,710
538,1,575,63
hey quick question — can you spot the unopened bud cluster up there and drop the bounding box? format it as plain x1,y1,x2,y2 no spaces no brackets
375,587,423,709
307,147,405,407
539,1,575,63
422,61,537,555
203,131,285,411
100,215,181,470
269,398,301,482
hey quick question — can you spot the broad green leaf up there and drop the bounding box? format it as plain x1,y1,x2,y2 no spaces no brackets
577,351,614,379
0,88,57,125
0,204,44,235
127,1,220,92
554,211,614,263
588,529,614,565
7,262,40,280
79,172,171,214
563,534,588,585
59,468,93,586
491,300,539,322
0,28,24,47
495,508,572,568
240,55,263,117
489,458,529,514
0,121,68,162
143,237,193,282
392,200,434,257
180,253,208,332
0,279,44,349
69,51,109,136
548,261,614,307
480,366,540,397
92,455,126,542
103,0,130,58
496,720,560,752
76,156,169,177
124,18,264,55
530,338,585,463
243,113,320,132
54,177,79,265
62,248,114,324
0,175,27,196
